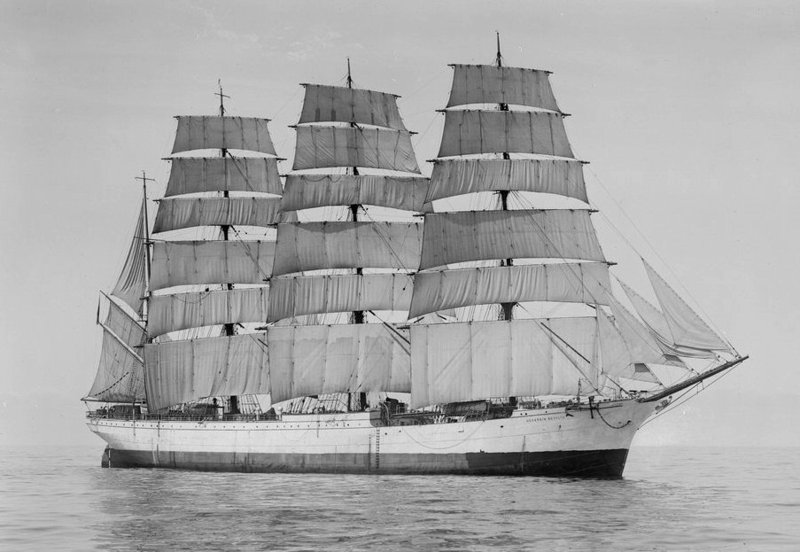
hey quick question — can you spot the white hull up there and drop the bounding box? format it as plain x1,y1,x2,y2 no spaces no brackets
88,400,658,477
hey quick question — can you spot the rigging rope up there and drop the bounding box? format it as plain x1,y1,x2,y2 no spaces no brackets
639,363,739,428
585,166,735,351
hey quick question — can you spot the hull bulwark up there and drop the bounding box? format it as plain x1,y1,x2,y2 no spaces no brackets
89,400,656,477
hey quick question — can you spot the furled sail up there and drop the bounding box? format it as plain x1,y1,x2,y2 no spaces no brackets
282,174,428,212
171,116,276,155
152,197,282,233
272,221,422,276
298,84,407,130
111,202,148,315
150,240,274,291
165,157,282,197
147,287,270,338
410,318,597,408
292,127,420,173
409,262,611,318
438,111,573,158
268,324,411,404
144,333,270,411
86,298,146,403
428,159,587,203
268,273,413,322
643,260,730,352
419,210,605,270
447,64,561,111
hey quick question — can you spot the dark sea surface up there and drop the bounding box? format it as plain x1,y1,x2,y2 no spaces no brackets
0,444,797,551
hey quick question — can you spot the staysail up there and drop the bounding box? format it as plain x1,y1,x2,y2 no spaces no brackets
618,278,721,359
642,260,730,352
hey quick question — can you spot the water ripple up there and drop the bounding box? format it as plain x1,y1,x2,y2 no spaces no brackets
0,445,798,551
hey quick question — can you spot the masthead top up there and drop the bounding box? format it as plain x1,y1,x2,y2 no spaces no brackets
215,79,230,116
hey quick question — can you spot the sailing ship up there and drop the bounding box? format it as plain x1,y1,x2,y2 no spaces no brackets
85,40,747,477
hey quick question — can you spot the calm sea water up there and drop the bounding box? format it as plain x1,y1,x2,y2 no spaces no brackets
0,444,797,551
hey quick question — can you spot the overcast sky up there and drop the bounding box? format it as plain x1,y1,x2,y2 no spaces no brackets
1,0,798,448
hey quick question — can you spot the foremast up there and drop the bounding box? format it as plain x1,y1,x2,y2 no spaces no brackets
406,37,743,410
407,37,611,408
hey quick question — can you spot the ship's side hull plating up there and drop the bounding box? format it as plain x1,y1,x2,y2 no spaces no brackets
88,400,656,477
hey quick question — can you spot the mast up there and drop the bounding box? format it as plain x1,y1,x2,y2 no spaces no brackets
346,60,364,409
141,88,283,412
85,173,152,404
134,170,155,320
496,33,514,321
409,36,611,406
346,59,366,325
215,81,239,413
135,170,155,408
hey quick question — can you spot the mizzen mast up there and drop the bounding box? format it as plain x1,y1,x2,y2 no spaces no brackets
134,170,155,310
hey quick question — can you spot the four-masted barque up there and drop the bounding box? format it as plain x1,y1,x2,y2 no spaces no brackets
85,41,747,477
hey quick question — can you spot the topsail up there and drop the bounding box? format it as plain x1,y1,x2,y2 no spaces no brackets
273,72,426,328
145,95,285,412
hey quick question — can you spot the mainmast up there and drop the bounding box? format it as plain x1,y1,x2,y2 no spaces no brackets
214,81,239,412
271,61,427,411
